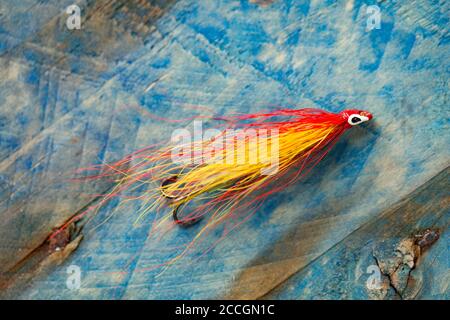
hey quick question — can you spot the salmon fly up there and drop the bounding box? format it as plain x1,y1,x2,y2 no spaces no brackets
52,108,372,266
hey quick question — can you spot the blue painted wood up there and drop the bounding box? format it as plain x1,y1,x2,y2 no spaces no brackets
265,167,449,300
0,0,448,299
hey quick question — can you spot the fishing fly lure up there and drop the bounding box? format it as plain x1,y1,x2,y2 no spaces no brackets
53,108,372,265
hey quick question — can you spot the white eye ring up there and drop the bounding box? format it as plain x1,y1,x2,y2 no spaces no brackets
348,114,369,126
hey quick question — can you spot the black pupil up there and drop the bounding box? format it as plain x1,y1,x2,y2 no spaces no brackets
351,116,361,124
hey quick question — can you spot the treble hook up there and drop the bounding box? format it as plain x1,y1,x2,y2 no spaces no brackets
160,175,202,227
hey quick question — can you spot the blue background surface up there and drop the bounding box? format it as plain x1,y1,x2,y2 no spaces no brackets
0,0,448,299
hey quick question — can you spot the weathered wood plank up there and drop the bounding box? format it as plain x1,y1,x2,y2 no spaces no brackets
263,166,449,299
0,0,448,299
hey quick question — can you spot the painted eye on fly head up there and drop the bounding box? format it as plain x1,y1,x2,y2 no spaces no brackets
347,113,371,126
